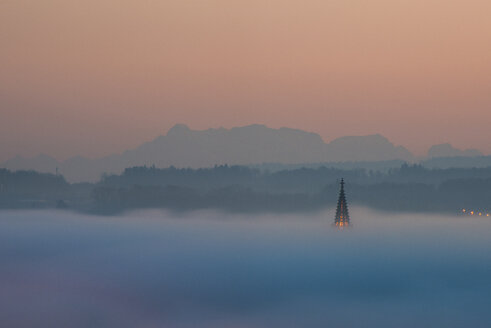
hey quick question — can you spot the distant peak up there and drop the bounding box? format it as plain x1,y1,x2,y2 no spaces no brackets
428,143,482,158
231,124,268,131
331,134,390,144
245,124,268,128
167,124,191,136
366,133,389,141
429,143,453,150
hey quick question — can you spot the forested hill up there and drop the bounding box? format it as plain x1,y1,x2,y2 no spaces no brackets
100,164,491,192
1,165,491,214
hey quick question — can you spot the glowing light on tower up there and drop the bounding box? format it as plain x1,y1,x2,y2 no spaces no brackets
334,179,350,229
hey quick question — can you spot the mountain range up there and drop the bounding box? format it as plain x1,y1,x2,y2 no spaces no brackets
1,124,486,182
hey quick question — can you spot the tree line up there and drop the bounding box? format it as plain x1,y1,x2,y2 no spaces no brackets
1,165,490,214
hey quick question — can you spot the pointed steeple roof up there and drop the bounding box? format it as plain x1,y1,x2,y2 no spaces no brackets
334,178,350,228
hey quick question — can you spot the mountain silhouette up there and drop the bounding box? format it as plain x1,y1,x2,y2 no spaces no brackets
427,143,482,158
1,124,416,182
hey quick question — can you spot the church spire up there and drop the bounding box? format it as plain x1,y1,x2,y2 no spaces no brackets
334,178,350,228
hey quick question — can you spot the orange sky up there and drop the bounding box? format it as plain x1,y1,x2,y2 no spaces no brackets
1,0,490,161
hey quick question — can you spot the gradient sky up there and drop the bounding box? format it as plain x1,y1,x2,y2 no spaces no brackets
1,0,490,162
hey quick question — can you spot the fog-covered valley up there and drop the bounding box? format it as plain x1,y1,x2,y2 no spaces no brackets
1,208,491,327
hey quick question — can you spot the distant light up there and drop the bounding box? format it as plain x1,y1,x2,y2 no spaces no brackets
479,212,482,216
487,214,490,217
470,211,474,215
462,209,466,213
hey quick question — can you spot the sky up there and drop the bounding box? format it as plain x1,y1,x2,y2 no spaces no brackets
1,0,490,162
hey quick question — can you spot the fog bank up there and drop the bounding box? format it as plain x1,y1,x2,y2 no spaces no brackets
1,208,490,327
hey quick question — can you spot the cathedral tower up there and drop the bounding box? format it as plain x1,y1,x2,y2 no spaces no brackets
334,179,350,228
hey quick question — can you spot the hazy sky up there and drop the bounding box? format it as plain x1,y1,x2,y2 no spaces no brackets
1,0,490,161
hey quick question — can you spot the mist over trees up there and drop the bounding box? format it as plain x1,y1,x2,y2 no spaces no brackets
0,169,91,210
1,164,491,215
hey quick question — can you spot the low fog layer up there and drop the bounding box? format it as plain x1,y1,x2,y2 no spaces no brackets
1,209,491,327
